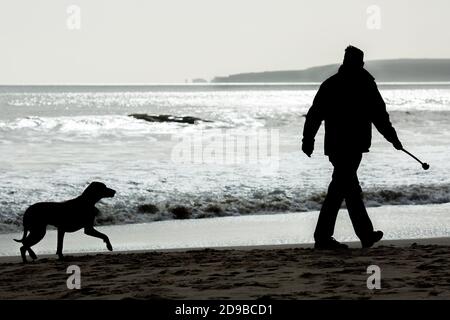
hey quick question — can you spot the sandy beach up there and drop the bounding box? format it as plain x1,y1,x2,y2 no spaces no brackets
1,205,449,300
0,238,449,300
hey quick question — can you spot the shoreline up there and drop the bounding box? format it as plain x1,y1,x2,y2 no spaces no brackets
1,203,449,258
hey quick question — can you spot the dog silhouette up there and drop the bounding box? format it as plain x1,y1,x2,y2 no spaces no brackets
14,182,116,263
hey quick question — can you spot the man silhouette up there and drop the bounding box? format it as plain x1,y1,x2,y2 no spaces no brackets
302,45,403,249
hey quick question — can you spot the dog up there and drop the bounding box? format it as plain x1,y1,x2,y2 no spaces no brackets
14,182,116,263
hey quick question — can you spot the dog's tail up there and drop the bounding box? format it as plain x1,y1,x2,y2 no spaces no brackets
14,228,28,243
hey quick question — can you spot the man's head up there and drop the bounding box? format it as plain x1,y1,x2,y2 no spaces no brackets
343,45,364,68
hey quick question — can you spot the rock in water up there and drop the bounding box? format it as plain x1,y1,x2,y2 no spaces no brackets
129,114,211,124
170,206,192,219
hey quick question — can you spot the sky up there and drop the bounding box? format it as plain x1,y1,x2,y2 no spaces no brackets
0,0,449,84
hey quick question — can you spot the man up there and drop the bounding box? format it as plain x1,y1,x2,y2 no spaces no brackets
302,45,403,250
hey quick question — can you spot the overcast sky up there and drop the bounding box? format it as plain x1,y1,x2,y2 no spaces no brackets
0,0,449,84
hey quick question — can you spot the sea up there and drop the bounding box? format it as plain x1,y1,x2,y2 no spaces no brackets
0,83,449,233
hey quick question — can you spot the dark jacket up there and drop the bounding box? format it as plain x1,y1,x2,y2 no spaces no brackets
302,65,400,155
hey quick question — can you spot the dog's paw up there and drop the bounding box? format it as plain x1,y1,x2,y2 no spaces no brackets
106,242,113,251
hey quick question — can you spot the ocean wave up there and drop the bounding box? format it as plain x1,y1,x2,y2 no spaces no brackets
0,115,235,138
1,184,448,233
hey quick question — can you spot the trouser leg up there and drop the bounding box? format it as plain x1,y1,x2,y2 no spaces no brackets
333,153,374,241
344,163,374,241
314,160,345,241
314,153,374,242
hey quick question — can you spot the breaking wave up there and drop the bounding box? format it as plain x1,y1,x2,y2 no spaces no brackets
0,115,235,138
1,184,449,233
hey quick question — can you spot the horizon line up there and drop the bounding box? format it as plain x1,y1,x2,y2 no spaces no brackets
1,81,450,87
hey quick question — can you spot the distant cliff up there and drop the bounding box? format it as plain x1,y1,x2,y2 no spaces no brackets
212,59,450,83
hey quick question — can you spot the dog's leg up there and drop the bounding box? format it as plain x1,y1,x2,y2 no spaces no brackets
22,227,46,262
56,229,65,260
19,246,36,262
84,227,113,251
20,246,28,263
28,248,37,260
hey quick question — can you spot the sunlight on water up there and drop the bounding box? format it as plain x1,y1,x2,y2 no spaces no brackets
0,85,449,232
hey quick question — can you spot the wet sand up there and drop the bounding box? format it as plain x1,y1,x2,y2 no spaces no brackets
0,238,449,299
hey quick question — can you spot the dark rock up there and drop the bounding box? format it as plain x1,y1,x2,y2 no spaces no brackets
138,204,159,214
170,206,192,219
129,114,211,124
204,204,224,216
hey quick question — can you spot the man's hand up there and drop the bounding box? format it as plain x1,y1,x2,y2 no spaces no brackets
302,139,314,157
392,138,403,150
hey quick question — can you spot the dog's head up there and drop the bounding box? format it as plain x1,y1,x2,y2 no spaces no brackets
82,182,116,203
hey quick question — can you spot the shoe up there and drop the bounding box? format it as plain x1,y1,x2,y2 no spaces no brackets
314,237,349,250
361,231,383,248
